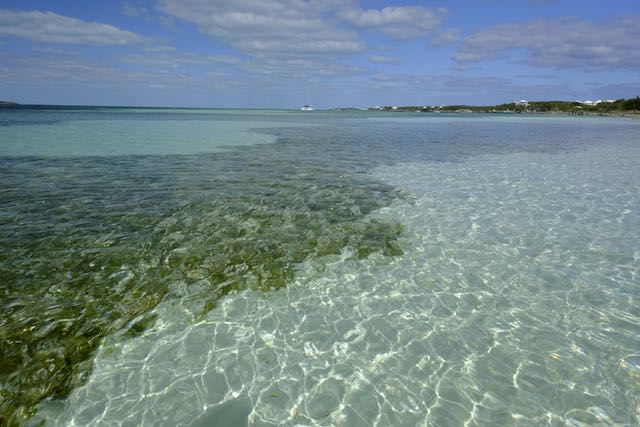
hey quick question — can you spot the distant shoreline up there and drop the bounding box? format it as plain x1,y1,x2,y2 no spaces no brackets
2,100,639,119
365,97,640,120
364,108,640,120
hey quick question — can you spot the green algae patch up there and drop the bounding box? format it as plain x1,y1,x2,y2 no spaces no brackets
0,151,404,424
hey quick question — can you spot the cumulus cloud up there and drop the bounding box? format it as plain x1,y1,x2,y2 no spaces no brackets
367,55,401,65
0,9,146,45
340,5,447,39
456,16,640,70
156,0,364,57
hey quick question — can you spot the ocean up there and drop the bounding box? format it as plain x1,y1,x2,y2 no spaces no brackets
0,107,638,425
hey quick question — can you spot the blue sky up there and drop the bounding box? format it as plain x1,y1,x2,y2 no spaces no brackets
0,0,638,108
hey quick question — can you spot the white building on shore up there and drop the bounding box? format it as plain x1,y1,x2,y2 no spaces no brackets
579,99,615,106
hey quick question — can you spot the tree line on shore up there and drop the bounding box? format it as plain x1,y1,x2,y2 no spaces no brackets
373,96,640,113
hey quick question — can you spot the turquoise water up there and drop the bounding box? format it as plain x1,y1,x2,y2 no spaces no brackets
1,108,638,425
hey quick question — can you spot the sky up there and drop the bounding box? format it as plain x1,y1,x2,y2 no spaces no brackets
0,0,639,108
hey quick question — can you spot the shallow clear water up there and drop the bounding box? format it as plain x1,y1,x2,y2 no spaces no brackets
1,108,638,425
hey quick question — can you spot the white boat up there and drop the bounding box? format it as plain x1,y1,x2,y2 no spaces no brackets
301,94,314,111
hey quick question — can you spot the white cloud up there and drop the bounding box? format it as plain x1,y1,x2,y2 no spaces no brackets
143,45,177,53
122,2,151,18
0,49,240,91
0,10,146,45
340,6,447,39
124,52,241,69
456,16,640,70
239,57,366,78
367,55,400,65
153,0,456,83
591,81,640,100
367,72,580,100
430,28,459,47
156,0,364,57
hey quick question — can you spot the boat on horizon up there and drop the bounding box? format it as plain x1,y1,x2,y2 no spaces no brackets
301,105,314,111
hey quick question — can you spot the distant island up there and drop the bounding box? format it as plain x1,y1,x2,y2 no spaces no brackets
366,96,640,116
0,100,18,107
